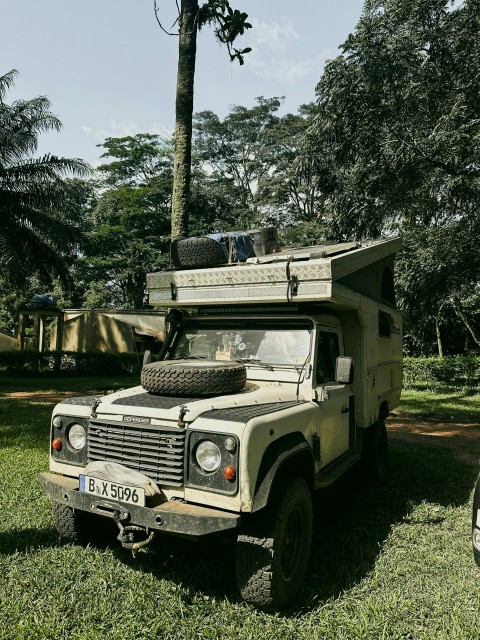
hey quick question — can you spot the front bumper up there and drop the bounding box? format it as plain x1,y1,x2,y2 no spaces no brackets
39,472,241,537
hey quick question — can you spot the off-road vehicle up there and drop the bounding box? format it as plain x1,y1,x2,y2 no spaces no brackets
40,237,402,609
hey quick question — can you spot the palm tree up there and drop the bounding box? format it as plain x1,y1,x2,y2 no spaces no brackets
0,69,90,286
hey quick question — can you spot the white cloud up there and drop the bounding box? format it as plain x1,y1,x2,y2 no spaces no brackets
81,120,172,142
245,18,333,83
251,18,299,52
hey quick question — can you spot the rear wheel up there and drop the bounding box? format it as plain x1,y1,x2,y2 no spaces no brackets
236,478,313,610
362,420,388,483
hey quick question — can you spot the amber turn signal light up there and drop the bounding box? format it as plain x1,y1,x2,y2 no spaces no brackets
223,465,236,481
52,438,62,451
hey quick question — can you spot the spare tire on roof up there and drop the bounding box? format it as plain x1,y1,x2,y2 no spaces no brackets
141,360,247,396
170,236,227,269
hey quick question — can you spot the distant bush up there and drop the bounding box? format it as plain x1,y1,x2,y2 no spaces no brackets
403,356,480,389
0,350,146,376
3,352,479,388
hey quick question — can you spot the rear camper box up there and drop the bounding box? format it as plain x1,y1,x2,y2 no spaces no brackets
147,237,401,308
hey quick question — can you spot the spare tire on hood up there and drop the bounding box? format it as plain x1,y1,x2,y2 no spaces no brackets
141,359,247,396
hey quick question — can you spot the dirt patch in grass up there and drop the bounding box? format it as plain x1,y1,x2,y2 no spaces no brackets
1,391,95,404
388,414,480,465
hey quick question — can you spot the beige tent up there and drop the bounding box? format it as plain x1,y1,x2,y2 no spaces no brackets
50,310,165,353
0,332,16,350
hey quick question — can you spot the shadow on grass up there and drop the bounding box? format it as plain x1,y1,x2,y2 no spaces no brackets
302,437,478,609
106,438,480,612
3,437,477,613
0,527,59,555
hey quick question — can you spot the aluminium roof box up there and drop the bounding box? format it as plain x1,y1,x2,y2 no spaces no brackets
147,237,402,308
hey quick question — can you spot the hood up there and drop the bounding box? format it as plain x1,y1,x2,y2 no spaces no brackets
91,382,303,424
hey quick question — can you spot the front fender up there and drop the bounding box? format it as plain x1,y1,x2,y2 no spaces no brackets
251,432,314,513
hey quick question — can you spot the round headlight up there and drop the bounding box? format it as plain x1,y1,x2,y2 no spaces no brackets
68,423,86,450
195,440,221,472
52,416,62,429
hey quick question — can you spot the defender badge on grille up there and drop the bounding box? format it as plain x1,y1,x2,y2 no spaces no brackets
122,415,152,424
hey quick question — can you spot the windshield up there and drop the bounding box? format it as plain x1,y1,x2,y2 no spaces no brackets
171,321,312,367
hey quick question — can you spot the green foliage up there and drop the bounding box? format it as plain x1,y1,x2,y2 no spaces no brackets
397,223,480,355
0,350,144,376
0,70,90,287
193,98,318,231
97,134,174,187
197,0,252,64
75,134,174,308
304,0,480,239
298,0,480,354
403,355,480,389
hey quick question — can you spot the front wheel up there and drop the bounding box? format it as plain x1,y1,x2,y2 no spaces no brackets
235,477,313,610
52,502,116,547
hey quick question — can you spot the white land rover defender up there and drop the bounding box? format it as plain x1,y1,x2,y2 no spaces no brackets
39,237,402,610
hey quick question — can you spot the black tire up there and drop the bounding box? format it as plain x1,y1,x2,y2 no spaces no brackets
141,359,247,396
170,236,226,268
52,502,116,547
236,478,313,610
362,420,389,484
472,477,480,566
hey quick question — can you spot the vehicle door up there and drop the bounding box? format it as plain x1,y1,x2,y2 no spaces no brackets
313,328,354,468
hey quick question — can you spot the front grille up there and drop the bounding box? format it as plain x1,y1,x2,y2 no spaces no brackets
87,419,186,487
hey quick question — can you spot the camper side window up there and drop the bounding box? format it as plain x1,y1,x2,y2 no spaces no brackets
378,311,401,338
316,331,340,384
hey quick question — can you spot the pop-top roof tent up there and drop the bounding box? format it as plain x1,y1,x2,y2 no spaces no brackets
147,238,402,309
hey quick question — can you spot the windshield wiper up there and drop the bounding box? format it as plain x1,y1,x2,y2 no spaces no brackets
237,357,274,370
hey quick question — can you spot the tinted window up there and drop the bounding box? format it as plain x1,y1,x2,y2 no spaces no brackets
316,331,340,383
378,311,401,338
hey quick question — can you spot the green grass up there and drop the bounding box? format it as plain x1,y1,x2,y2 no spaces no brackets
0,374,140,394
398,386,480,423
1,379,480,639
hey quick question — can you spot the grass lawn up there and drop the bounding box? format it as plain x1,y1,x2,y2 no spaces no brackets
0,378,479,639
400,385,480,423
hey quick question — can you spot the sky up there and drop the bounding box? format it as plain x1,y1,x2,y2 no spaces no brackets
1,0,365,166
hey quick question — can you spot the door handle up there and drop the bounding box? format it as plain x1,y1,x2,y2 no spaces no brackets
341,407,350,414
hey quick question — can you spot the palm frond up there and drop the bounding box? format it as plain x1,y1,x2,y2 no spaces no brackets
0,70,91,285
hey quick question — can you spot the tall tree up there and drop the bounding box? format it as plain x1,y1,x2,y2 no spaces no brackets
193,98,323,240
193,97,283,227
302,0,480,239
76,134,174,308
155,0,252,238
299,0,480,353
0,69,89,286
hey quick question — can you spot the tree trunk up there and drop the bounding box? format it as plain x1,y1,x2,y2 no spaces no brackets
435,316,443,358
452,299,480,348
171,0,198,239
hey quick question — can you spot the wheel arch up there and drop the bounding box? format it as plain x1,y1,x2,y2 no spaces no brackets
251,432,314,513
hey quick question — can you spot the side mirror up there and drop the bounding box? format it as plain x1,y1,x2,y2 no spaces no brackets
336,356,354,384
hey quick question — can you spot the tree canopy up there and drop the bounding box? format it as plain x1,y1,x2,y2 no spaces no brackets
0,69,90,287
300,0,480,354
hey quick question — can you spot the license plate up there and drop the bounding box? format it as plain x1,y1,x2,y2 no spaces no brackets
79,475,146,506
